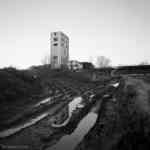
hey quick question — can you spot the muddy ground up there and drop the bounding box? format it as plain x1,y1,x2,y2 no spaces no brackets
1,76,150,150
75,76,150,150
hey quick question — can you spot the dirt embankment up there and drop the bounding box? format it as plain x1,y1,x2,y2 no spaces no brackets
76,76,150,150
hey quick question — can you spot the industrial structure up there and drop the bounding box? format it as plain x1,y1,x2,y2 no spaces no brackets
68,60,94,71
67,60,82,71
50,31,69,69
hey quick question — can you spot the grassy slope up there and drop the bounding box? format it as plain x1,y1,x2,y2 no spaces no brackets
0,67,43,123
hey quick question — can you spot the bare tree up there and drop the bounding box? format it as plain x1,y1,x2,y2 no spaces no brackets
139,61,149,65
96,56,111,68
41,53,51,65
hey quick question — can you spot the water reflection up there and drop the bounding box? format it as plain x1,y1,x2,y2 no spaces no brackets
51,97,84,127
35,97,51,107
47,98,101,150
47,107,98,150
69,97,83,114
0,113,48,138
0,97,84,138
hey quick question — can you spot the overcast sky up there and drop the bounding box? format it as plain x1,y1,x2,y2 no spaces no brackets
0,0,150,68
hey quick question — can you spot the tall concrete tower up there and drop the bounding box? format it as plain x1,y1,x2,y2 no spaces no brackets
50,31,69,69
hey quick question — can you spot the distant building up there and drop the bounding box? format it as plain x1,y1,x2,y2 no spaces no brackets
68,60,82,71
80,62,94,69
68,61,94,71
50,31,69,69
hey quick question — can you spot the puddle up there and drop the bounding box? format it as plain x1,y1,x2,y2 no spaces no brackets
35,97,51,107
0,97,84,138
103,94,110,98
51,97,84,128
111,82,120,88
0,113,49,138
47,112,98,150
0,95,54,138
48,98,101,150
68,97,83,114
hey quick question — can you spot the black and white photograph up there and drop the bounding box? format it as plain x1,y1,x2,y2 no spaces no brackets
0,0,150,150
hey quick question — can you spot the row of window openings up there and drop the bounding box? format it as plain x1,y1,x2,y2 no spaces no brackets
53,43,58,46
53,37,68,42
53,32,64,37
53,38,58,41
53,56,68,62
53,43,68,47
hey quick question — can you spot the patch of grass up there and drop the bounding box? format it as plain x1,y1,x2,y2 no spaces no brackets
0,67,42,124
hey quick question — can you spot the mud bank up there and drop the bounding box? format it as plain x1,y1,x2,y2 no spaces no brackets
75,77,150,150
45,99,101,150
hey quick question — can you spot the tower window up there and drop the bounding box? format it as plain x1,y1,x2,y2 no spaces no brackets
53,56,58,59
53,43,58,46
53,38,58,41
